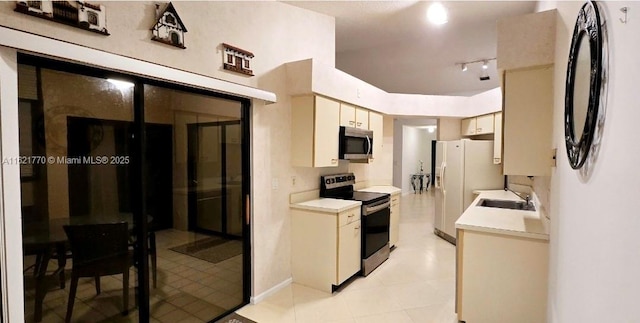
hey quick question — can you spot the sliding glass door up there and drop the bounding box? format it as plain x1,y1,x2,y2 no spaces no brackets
145,85,248,321
17,56,250,323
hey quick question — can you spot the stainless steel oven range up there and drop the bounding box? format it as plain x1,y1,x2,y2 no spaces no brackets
320,173,390,276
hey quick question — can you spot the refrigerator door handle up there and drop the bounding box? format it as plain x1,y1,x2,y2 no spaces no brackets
441,163,446,192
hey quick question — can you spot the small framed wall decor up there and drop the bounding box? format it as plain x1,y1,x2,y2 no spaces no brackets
15,1,109,35
151,2,187,49
222,43,254,76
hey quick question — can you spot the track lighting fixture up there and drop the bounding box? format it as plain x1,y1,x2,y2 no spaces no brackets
456,58,495,81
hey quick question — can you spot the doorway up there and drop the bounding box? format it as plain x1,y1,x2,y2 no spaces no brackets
188,121,242,237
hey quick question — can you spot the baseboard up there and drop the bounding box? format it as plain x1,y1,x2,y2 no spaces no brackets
250,277,292,304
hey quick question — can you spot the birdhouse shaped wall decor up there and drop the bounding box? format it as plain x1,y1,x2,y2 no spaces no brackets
222,43,254,76
15,1,109,35
151,2,187,49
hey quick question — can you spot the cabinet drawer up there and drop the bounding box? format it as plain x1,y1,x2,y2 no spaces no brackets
338,207,360,227
391,195,400,207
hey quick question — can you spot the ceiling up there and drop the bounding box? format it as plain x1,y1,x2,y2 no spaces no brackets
283,1,537,96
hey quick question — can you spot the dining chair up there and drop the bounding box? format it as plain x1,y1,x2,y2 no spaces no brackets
63,222,133,323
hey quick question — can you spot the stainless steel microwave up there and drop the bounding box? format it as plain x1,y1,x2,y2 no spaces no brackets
339,126,373,161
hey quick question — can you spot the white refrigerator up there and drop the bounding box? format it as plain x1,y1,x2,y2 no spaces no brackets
434,140,503,244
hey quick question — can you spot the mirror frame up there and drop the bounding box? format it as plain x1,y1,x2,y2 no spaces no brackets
564,1,603,169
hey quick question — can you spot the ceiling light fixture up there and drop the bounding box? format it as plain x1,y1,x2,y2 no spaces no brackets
456,58,496,72
427,2,448,25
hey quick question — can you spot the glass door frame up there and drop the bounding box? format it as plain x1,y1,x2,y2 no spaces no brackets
15,53,253,322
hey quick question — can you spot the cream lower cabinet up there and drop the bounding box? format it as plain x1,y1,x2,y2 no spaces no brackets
291,95,340,167
389,193,400,247
292,206,361,292
456,229,548,323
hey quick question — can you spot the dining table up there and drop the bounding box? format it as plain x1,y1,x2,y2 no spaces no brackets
22,213,148,322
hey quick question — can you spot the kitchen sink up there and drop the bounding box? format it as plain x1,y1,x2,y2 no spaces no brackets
477,198,536,211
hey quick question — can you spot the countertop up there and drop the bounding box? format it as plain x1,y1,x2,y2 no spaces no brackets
358,185,402,195
290,198,362,213
455,190,549,240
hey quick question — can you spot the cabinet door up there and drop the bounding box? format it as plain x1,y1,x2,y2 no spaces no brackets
340,103,356,128
493,112,503,164
475,114,494,135
389,197,400,247
338,220,361,284
368,112,383,162
314,96,340,167
503,66,553,176
461,117,477,136
355,108,369,129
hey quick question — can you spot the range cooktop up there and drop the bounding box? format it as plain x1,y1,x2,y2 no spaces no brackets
320,173,389,205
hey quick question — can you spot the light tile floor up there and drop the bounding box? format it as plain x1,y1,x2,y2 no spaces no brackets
237,190,458,323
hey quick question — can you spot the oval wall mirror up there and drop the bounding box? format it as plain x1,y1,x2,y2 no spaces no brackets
564,1,603,169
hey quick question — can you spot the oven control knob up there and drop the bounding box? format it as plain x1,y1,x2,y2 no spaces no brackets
325,179,331,185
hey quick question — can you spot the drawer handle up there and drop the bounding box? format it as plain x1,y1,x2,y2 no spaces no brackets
349,121,355,125
356,122,362,126
477,128,482,132
331,159,338,164
355,226,361,230
348,214,355,217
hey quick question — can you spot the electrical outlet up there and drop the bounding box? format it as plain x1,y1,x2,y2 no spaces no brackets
291,176,296,186
272,178,279,190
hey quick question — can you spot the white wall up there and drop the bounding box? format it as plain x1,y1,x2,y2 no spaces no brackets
547,2,640,322
399,126,435,194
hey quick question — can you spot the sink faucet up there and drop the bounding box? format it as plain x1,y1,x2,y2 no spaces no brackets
505,187,532,206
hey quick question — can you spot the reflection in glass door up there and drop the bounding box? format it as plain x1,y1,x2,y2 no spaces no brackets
188,121,243,237
18,63,140,323
144,85,248,322
17,58,250,322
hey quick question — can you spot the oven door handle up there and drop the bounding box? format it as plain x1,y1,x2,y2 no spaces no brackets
363,201,390,216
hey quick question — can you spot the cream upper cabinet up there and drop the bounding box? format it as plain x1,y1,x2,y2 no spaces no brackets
340,103,369,129
461,117,477,136
493,111,503,164
355,107,369,129
475,114,494,135
340,103,356,127
368,111,383,162
461,113,497,137
291,95,340,167
503,66,553,176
